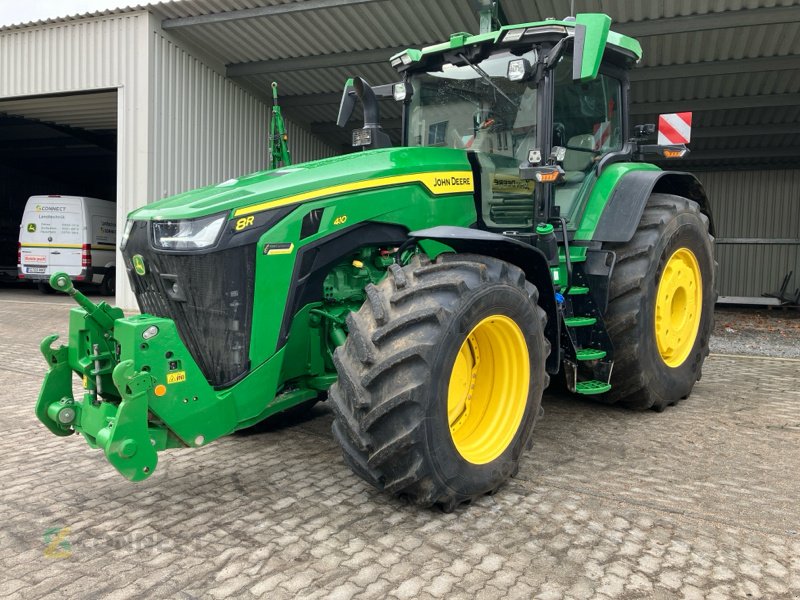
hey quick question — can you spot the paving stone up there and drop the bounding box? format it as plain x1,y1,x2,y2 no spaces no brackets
1,292,799,599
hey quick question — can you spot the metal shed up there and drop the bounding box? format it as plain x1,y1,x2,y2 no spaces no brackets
1,0,799,306
0,5,337,308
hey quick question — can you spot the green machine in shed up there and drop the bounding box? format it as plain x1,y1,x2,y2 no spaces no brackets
36,12,715,510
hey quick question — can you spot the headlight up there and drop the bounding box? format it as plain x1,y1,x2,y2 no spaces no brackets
120,219,135,251
503,29,525,43
151,213,225,250
507,58,531,82
393,82,412,102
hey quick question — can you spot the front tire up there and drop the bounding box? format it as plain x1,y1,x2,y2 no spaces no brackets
329,254,549,510
603,193,715,410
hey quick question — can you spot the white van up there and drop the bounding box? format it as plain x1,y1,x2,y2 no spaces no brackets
18,195,117,294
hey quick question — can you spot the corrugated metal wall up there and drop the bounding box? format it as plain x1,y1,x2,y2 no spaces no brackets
0,14,144,96
697,169,800,299
149,19,269,202
284,119,338,164
148,21,337,201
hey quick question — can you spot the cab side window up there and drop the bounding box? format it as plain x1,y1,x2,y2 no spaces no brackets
552,58,623,219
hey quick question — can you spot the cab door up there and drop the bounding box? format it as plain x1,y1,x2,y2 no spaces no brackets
549,57,625,224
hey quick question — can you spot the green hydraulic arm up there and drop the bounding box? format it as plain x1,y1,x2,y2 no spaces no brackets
270,81,292,169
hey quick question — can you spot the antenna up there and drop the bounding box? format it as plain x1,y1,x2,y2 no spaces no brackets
570,0,575,17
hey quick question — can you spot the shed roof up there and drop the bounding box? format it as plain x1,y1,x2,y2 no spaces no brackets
3,0,800,168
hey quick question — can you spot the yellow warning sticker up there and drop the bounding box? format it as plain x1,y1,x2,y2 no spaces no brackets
491,174,535,194
167,371,186,384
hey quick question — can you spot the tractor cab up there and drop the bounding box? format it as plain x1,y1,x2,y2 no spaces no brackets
341,14,641,237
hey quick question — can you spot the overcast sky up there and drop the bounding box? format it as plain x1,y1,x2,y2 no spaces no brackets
0,0,172,27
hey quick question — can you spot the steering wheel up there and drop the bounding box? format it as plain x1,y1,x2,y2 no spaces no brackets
552,122,567,147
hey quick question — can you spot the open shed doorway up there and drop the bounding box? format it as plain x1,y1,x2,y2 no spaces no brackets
0,90,117,298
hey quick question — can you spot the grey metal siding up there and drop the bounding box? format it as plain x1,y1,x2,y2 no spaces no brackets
697,169,800,298
284,119,338,164
148,23,270,202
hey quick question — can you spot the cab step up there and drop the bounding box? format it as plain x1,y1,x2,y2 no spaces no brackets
576,348,607,361
575,380,612,395
564,316,597,327
567,286,589,295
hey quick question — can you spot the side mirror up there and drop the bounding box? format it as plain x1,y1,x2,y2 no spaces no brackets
572,13,612,81
336,79,357,128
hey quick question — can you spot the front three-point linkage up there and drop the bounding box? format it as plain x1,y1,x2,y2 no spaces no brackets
35,273,159,481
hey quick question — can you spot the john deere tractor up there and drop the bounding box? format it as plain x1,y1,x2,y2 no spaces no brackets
36,13,714,510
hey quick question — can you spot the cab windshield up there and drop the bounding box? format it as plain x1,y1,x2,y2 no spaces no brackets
407,50,539,229
407,50,538,159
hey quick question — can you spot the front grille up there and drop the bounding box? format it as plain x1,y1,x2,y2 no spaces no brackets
122,221,255,387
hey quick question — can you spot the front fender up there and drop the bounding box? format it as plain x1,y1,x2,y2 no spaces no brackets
409,226,560,374
591,169,714,243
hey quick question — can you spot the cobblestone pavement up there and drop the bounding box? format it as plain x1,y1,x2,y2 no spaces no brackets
712,307,800,359
1,291,799,599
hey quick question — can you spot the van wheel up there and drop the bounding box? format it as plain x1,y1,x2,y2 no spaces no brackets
37,281,55,294
100,269,116,296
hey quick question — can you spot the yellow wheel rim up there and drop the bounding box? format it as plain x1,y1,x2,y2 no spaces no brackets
447,314,530,465
655,247,703,367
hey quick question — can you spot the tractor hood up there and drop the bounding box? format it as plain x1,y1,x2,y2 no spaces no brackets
128,147,473,222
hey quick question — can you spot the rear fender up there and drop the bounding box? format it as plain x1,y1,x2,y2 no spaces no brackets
593,170,715,243
409,226,560,374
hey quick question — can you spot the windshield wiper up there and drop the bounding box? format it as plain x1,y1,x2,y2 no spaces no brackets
457,53,517,108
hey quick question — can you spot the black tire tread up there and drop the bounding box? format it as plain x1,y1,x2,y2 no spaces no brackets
329,253,548,509
602,193,716,410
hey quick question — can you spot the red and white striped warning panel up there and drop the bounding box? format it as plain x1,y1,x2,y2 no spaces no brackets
592,121,611,150
658,112,692,145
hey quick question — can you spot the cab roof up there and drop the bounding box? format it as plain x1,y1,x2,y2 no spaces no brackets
390,14,642,76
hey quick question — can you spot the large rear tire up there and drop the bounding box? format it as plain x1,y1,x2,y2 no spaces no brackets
329,253,549,510
602,193,715,410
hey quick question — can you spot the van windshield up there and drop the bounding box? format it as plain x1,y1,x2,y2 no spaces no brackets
20,198,84,246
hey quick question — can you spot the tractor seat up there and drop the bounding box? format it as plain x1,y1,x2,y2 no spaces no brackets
556,134,596,217
562,134,595,183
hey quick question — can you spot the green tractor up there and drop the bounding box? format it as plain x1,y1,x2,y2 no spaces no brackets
36,13,715,510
